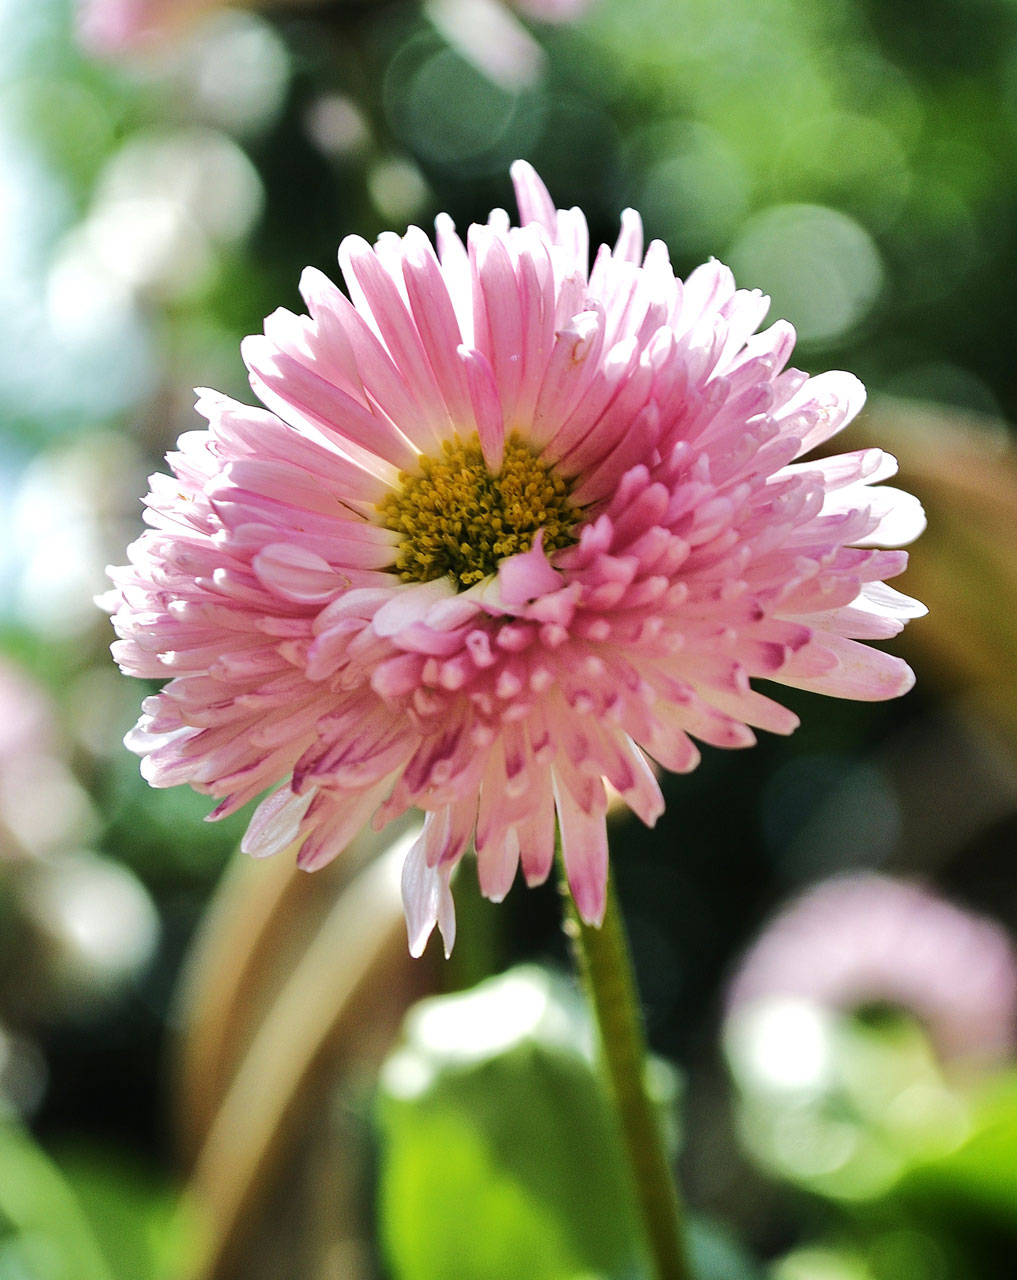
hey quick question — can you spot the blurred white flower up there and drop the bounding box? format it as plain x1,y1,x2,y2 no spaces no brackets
23,853,160,1012
10,433,146,640
51,128,263,304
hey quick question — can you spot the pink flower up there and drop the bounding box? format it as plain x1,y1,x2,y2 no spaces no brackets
105,163,925,956
76,0,210,55
76,0,588,58
727,874,1017,1064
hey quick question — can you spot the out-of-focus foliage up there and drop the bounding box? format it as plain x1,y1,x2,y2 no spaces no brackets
728,1004,1017,1278
729,1005,981,1202
724,870,1017,1278
0,1119,116,1280
376,966,761,1280
1,0,1017,1275
376,966,651,1279
0,1118,192,1279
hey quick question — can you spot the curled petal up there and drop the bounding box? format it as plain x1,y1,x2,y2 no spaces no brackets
402,820,457,957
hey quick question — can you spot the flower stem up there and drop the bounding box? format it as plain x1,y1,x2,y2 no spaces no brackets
561,863,694,1280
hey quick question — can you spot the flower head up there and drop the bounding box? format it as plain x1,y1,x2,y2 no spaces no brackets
727,874,1017,1064
106,163,925,955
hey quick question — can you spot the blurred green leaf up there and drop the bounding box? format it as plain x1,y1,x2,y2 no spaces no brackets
900,1071,1017,1226
727,1001,970,1202
377,966,760,1280
771,1244,873,1280
375,966,652,1280
0,1120,113,1280
772,1228,957,1280
58,1148,195,1280
687,1217,764,1280
0,1122,194,1280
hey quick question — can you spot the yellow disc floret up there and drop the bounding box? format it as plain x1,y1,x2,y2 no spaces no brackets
379,432,578,589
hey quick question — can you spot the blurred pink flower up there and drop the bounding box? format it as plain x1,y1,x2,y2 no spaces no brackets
0,663,57,770
728,874,1017,1063
76,0,209,55
0,659,79,863
105,163,925,955
76,0,590,58
425,0,590,89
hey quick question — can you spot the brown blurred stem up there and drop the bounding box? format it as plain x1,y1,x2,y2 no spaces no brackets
560,852,693,1280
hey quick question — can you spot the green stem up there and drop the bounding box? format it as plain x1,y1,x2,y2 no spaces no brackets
561,861,694,1280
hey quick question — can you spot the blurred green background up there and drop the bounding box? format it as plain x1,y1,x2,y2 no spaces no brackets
1,0,1017,1276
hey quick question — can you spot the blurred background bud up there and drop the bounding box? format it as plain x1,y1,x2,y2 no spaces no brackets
727,873,1017,1066
724,875,1017,1209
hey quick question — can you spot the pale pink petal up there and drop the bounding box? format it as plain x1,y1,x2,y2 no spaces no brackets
402,822,457,957
241,786,315,859
296,778,396,870
477,828,521,902
496,532,563,605
337,235,451,447
243,336,419,473
252,544,348,604
373,579,458,638
857,580,927,620
613,208,644,265
434,213,474,344
849,486,927,547
400,226,473,426
459,346,505,470
510,159,558,235
781,370,867,456
773,631,916,701
516,779,556,886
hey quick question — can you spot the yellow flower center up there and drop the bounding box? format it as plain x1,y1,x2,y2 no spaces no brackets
379,432,578,589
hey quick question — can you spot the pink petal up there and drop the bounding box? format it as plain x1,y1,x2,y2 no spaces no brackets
477,828,521,902
553,768,608,926
784,370,867,456
458,346,505,471
401,821,457,957
773,631,916,701
510,159,558,234
613,208,644,264
252,544,347,603
241,786,314,858
373,579,457,638
850,487,927,548
496,532,563,606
